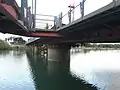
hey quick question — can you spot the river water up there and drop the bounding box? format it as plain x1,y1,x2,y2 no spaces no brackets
0,49,119,90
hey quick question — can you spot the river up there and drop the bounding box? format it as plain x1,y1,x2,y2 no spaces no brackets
0,49,119,90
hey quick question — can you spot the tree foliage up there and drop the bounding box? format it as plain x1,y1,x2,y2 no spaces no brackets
0,39,11,50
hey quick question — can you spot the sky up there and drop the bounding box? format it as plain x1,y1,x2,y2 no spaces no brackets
0,0,113,41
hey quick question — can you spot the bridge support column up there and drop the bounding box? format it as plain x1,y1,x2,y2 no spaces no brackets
47,44,70,74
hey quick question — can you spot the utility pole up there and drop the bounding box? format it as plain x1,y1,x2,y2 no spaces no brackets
80,0,86,18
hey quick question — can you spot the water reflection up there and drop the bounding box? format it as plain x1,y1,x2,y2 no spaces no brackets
1,49,120,90
0,50,35,90
26,50,98,90
12,50,26,57
0,50,11,56
71,49,120,90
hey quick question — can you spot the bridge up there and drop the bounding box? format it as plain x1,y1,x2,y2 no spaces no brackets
0,0,120,43
0,0,120,70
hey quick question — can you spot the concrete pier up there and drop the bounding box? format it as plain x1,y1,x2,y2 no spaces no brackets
29,44,71,74
47,44,70,73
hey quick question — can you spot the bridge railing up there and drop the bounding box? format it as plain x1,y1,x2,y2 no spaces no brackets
26,1,85,31
55,0,86,27
35,14,55,30
61,3,81,25
53,0,86,30
10,0,116,31
33,0,114,31
18,0,56,31
21,0,116,32
55,0,115,30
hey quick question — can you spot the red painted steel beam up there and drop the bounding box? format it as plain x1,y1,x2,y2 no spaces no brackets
0,2,29,34
0,3,18,19
0,0,19,13
26,32,63,37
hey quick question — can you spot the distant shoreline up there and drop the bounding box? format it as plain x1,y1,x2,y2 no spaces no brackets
1,39,120,50
81,47,120,50
0,39,27,50
81,43,120,49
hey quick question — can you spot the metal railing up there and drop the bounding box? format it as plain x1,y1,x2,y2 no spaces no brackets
61,0,117,25
35,14,55,30
18,0,116,31
18,0,87,31
52,0,86,30
59,0,86,25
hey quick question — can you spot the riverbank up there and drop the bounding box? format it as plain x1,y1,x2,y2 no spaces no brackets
0,39,27,50
0,39,11,50
1,39,120,51
82,43,120,50
81,46,120,50
71,44,120,53
10,44,28,50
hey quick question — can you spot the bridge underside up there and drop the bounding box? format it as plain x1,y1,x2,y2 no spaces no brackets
57,2,120,43
27,2,120,45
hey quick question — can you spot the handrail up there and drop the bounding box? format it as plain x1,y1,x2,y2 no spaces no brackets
36,19,54,22
35,13,55,29
36,14,55,17
62,3,80,19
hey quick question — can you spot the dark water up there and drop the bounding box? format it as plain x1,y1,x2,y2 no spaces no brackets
0,50,120,90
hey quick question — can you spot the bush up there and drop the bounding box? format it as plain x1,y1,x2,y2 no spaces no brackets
0,39,11,50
